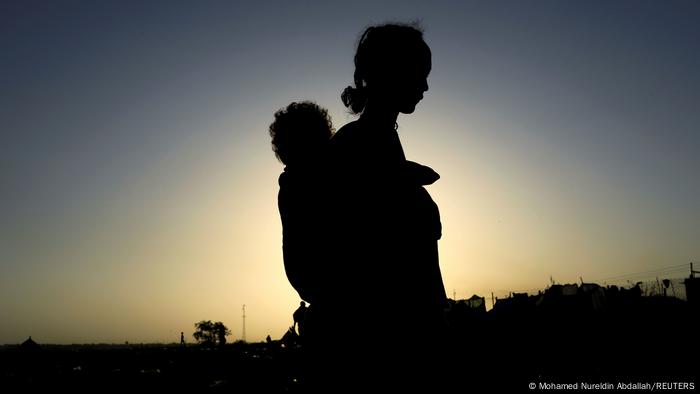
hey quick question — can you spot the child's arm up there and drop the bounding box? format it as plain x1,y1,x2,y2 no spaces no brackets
404,160,440,185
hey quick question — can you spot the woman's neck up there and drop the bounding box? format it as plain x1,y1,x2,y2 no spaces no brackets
360,102,399,130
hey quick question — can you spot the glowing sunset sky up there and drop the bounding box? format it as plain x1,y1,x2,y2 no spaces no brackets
1,0,699,344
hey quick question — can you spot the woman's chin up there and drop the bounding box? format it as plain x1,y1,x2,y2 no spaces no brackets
400,104,419,114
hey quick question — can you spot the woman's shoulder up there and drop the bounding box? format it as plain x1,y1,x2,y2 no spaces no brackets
331,120,362,144
330,120,376,158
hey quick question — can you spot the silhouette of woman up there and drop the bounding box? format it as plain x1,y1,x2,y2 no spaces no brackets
316,23,448,388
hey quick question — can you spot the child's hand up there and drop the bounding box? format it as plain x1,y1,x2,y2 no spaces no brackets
405,161,440,185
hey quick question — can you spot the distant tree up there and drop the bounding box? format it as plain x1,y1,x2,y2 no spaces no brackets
193,320,215,345
215,321,229,346
193,320,231,347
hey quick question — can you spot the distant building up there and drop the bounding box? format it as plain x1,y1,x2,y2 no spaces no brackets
465,295,487,313
580,283,607,311
446,294,488,331
685,277,700,306
492,292,533,316
20,336,41,351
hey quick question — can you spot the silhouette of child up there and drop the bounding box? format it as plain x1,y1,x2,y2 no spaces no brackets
269,101,334,169
270,101,334,304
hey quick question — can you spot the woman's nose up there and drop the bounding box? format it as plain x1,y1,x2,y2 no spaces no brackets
417,75,429,92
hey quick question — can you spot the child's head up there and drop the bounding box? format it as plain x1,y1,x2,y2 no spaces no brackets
269,101,334,166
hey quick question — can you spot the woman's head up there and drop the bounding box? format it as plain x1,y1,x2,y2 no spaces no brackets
342,23,431,115
269,101,334,166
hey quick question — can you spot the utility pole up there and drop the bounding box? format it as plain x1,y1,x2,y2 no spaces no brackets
242,304,246,343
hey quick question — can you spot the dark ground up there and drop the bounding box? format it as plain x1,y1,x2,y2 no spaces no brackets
1,295,697,392
0,341,304,392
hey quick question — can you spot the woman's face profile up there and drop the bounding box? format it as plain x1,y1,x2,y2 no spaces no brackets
373,46,431,115
397,58,430,114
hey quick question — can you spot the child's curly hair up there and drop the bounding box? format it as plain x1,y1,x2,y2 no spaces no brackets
269,101,334,165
